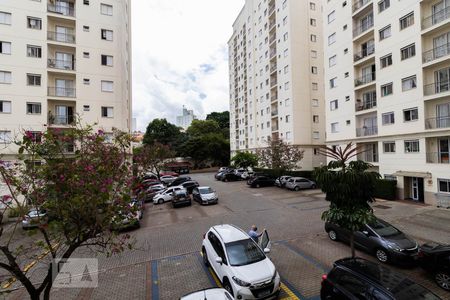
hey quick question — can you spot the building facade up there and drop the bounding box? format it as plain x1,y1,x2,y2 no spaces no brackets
324,0,450,205
176,106,196,130
0,0,132,160
228,0,326,170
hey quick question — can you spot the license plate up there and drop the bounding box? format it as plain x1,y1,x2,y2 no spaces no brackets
257,289,271,298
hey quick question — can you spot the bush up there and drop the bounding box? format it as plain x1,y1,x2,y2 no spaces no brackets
374,179,397,200
7,206,22,218
253,168,315,180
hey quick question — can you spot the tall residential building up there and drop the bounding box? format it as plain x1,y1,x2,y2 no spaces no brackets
0,0,132,160
324,0,450,205
176,106,196,130
228,0,326,170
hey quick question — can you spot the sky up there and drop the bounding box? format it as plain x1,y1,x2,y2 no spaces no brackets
132,0,244,131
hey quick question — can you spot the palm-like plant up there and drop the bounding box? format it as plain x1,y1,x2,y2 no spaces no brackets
314,143,380,258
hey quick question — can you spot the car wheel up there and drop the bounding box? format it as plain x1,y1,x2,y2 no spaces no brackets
311,184,316,189
294,186,300,191
328,230,338,241
158,199,163,204
224,178,228,182
256,184,260,188
223,278,234,297
435,271,450,291
202,248,209,267
375,249,389,263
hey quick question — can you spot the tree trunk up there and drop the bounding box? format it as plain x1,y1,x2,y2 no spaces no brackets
350,232,356,258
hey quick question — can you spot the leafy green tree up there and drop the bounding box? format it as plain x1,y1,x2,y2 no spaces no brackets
181,133,230,167
143,118,181,147
186,119,222,137
313,143,380,258
133,143,175,180
256,139,304,174
206,111,229,131
231,152,258,169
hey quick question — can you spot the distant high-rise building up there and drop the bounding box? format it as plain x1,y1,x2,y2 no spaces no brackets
176,106,196,129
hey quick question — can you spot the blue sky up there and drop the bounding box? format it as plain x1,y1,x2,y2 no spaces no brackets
132,0,244,131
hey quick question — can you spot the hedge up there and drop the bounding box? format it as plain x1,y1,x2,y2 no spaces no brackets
374,179,397,200
252,168,314,180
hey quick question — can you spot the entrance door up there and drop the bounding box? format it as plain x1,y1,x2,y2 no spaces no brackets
411,177,419,201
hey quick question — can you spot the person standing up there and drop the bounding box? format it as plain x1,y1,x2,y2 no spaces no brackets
248,225,264,243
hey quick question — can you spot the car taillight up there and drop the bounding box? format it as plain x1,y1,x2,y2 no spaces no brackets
321,274,327,283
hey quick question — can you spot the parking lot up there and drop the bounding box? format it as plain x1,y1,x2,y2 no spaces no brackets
6,172,450,299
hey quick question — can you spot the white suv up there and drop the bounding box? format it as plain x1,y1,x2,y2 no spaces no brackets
202,224,281,299
153,186,185,204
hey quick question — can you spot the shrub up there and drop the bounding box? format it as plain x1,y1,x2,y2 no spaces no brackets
374,179,397,200
253,168,315,180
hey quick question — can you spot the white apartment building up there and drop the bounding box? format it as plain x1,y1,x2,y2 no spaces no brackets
0,0,132,160
176,106,196,130
228,0,326,170
324,0,450,205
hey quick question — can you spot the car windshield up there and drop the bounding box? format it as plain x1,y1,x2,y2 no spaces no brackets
199,187,213,194
369,219,401,237
225,239,266,266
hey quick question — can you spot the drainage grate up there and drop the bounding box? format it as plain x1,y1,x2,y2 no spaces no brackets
373,204,391,209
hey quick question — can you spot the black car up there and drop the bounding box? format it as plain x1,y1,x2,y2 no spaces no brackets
178,180,199,194
419,242,450,291
172,190,191,208
321,257,441,300
325,217,418,264
168,176,191,187
222,172,241,182
247,176,275,188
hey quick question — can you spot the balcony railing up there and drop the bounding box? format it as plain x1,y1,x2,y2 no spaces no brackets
270,48,277,59
270,63,277,73
271,110,278,116
269,20,276,30
47,58,75,71
424,80,450,96
269,5,275,15
426,152,450,164
353,19,374,38
423,43,450,63
359,152,379,163
352,0,372,13
356,98,377,111
270,78,277,87
48,114,74,126
422,6,450,30
354,46,375,62
355,72,376,87
48,87,76,98
425,116,450,129
356,126,378,137
47,4,75,17
269,33,276,44
271,92,278,101
47,31,75,44
272,125,279,131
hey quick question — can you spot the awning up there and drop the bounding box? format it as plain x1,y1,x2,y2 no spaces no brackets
392,171,432,178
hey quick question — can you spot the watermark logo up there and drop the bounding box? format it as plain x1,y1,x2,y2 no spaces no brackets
52,258,98,288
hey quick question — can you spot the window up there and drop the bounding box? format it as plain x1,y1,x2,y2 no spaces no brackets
438,179,450,193
282,0,287,9
83,52,90,58
27,17,42,30
83,78,90,85
404,140,419,153
284,82,290,90
100,3,113,16
330,100,338,110
101,55,113,66
345,95,350,101
329,55,337,67
379,25,391,40
101,106,113,118
101,80,113,92
328,11,336,23
284,65,289,74
403,107,418,122
83,0,90,4
312,82,318,90
286,132,291,140
101,29,113,41
284,49,288,57
382,112,395,125
285,98,290,106
313,115,319,123
312,99,319,107
283,32,288,41
380,54,392,68
0,71,12,84
83,25,90,32
310,2,316,10
286,115,290,123
400,12,414,30
402,75,417,91
27,74,41,86
346,120,351,125
384,175,397,181
310,18,316,26
311,34,317,42
335,271,369,298
283,17,288,25
378,0,390,13
0,100,11,113
311,50,317,58
83,105,90,111
311,66,318,74
331,122,339,133
383,141,396,153
313,131,320,139
381,83,393,96
27,102,41,114
28,131,42,143
328,33,336,45
0,41,11,54
0,131,11,144
330,77,337,88
401,44,415,60
0,12,12,25
27,45,41,58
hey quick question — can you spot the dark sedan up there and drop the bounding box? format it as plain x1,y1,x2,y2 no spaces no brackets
172,190,191,208
168,176,191,187
222,172,241,182
178,180,199,194
419,242,450,291
247,176,275,188
325,217,419,264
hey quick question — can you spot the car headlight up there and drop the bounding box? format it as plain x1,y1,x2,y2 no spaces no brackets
386,243,402,252
232,276,251,287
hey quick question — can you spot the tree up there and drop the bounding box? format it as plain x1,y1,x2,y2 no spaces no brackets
143,119,181,147
256,139,304,173
181,133,230,168
206,111,229,131
0,125,135,299
186,119,222,137
133,143,175,180
231,152,258,169
313,143,380,258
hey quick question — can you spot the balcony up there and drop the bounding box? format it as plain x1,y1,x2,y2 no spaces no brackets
426,152,450,164
354,46,375,62
270,62,277,73
422,6,450,31
48,87,76,98
423,43,450,64
358,151,379,163
48,31,75,44
425,116,450,129
47,58,75,71
354,72,376,87
356,126,378,137
353,20,374,38
47,3,75,17
269,4,275,16
269,33,276,44
270,48,277,59
424,80,450,96
271,109,278,116
352,0,372,13
356,98,377,112
272,125,278,132
48,114,75,126
271,91,278,101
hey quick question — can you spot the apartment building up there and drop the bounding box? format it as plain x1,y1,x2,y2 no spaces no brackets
228,0,326,170
0,0,132,160
324,0,450,205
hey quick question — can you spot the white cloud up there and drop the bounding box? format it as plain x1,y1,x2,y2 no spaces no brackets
132,0,244,131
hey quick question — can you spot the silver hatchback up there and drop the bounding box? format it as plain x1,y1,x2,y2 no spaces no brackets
285,177,316,191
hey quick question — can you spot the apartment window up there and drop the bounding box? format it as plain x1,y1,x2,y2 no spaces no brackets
284,82,290,90
101,29,113,41
283,16,288,25
0,71,12,84
27,17,42,30
344,48,348,54
283,32,288,41
312,99,319,107
330,77,337,88
0,12,12,25
286,132,291,140
330,100,338,110
101,55,113,66
379,25,391,40
311,50,317,58
345,95,350,101
0,100,11,113
401,44,415,60
83,52,90,58
328,11,336,24
346,120,351,125
101,106,113,118
329,55,337,67
310,18,316,26
313,115,319,123
383,141,396,153
378,0,390,13
282,0,287,9
27,45,41,58
382,112,395,125
402,75,417,91
285,98,290,106
101,80,113,92
438,179,450,193
83,78,90,85
310,2,316,10
27,102,41,114
284,65,289,74
286,115,290,123
404,140,419,153
403,107,418,122
311,34,317,42
343,1,347,7
331,122,339,133
0,41,11,54
399,12,414,30
328,33,336,45
312,82,318,90
311,66,318,74
100,3,113,16
0,131,11,144
284,49,288,57
381,82,393,96
28,131,42,143
345,72,349,78
380,54,392,68
83,0,90,4
313,131,320,139
27,74,41,86
83,25,90,32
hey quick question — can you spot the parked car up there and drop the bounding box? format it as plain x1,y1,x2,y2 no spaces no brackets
180,288,233,300
215,172,227,181
285,177,316,191
247,176,275,188
246,172,269,183
178,180,200,194
160,171,179,177
131,197,144,219
218,167,231,173
144,184,165,202
153,186,185,204
222,172,242,182
202,224,280,299
241,170,255,180
418,242,450,291
234,168,246,177
169,176,192,187
192,187,218,205
325,217,419,264
111,202,141,230
142,173,158,181
160,175,177,185
321,257,441,300
274,176,292,187
172,190,191,208
22,208,48,229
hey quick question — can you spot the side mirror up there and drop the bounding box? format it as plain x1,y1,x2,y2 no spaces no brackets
362,230,369,236
215,257,223,264
264,248,270,254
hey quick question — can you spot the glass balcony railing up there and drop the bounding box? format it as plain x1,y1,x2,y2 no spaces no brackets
48,87,76,98
425,116,450,129
426,152,450,164
354,72,376,87
422,6,450,30
422,43,450,63
356,98,377,111
354,46,375,62
352,0,372,13
356,126,378,137
47,31,75,44
47,4,75,17
47,58,75,71
353,19,374,38
424,80,450,96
